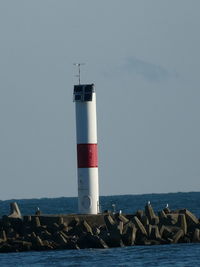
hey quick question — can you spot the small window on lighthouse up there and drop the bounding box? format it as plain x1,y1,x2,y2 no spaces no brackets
84,93,92,101
85,85,93,93
75,95,82,101
74,86,83,93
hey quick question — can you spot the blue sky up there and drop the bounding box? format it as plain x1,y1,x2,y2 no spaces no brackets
0,0,200,199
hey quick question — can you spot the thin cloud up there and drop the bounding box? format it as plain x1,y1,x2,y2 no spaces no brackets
123,57,177,82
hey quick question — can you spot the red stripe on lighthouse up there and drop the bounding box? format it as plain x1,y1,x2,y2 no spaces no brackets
77,144,98,168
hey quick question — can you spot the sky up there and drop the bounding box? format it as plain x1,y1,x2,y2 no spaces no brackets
0,0,200,200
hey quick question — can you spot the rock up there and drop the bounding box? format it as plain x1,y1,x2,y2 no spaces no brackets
8,202,22,219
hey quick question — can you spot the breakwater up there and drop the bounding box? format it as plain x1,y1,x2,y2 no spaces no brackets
0,202,200,253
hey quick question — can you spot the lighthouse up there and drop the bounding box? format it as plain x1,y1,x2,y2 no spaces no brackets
73,83,99,214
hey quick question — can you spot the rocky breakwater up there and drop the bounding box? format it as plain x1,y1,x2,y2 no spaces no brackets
0,202,200,252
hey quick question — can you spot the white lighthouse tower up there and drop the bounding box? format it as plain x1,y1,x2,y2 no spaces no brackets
73,77,99,214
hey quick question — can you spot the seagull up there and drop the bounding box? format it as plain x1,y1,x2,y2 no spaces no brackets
148,201,151,205
166,203,169,208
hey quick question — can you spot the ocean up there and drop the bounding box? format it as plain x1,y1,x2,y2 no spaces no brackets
0,192,200,266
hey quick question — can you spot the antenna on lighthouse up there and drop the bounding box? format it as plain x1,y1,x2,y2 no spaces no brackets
73,63,85,85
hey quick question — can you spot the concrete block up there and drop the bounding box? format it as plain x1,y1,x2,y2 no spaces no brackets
59,223,68,231
34,217,41,228
0,230,7,243
122,224,137,246
160,226,173,239
136,210,144,220
104,215,115,231
92,226,100,236
78,233,108,249
146,224,152,237
8,202,22,219
34,236,44,247
178,214,187,235
40,230,52,240
81,220,93,235
133,216,147,236
151,216,159,225
140,215,149,227
149,240,161,245
180,209,199,226
54,232,68,246
145,204,156,224
117,221,124,235
158,210,167,219
163,207,170,214
58,217,64,225
167,214,179,225
149,225,161,240
172,229,184,244
118,214,129,224
192,228,200,243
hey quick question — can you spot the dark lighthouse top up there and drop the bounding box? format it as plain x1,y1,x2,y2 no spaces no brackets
73,84,94,102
